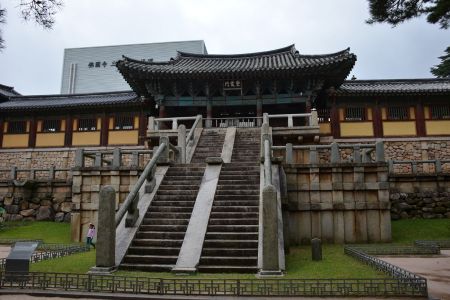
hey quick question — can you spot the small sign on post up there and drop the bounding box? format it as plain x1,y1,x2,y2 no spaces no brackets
5,241,39,280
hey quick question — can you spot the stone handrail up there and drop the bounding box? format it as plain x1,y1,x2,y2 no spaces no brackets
0,167,72,181
74,148,153,169
203,117,262,128
273,141,385,164
115,140,168,228
266,109,318,127
388,159,450,175
185,115,202,144
149,116,199,131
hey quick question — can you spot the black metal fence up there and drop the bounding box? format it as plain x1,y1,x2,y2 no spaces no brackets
0,273,428,297
415,240,450,249
347,244,440,256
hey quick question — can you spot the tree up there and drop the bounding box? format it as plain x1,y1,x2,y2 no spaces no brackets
431,46,450,78
367,0,450,29
0,0,63,50
366,0,450,77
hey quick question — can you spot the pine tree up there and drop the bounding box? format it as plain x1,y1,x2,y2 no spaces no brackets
431,47,450,78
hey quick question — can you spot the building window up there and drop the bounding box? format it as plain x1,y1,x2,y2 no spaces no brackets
317,108,330,123
387,107,409,120
78,118,97,131
7,121,27,134
430,105,450,120
345,107,366,121
114,115,134,130
42,119,61,132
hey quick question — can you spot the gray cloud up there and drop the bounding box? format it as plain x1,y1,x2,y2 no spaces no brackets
0,0,448,95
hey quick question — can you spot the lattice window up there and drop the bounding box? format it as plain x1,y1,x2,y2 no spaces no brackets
7,120,27,134
114,115,134,130
345,107,366,121
430,105,450,119
42,119,61,132
317,108,330,123
78,118,97,131
387,107,409,120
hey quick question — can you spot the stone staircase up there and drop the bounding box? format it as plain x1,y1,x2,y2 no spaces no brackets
120,164,205,271
198,128,261,273
190,128,226,163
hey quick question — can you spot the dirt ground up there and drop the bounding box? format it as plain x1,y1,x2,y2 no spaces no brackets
380,250,450,300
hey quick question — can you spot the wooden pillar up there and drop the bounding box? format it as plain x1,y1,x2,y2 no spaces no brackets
28,116,37,148
330,97,340,138
100,113,109,146
64,115,73,147
415,101,426,137
306,96,312,113
0,119,4,148
373,102,383,138
158,105,166,118
256,82,263,126
138,111,147,145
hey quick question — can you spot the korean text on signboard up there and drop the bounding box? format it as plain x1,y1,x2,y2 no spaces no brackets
223,80,242,90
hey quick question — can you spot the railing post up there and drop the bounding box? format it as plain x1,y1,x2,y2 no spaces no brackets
75,148,84,167
172,118,178,130
29,169,35,180
178,124,186,164
197,115,203,128
411,162,418,175
287,115,293,128
331,142,340,164
286,143,293,164
309,146,318,164
353,146,361,163
131,151,139,169
388,159,394,174
263,113,269,125
362,149,372,163
435,160,442,174
263,134,272,186
112,148,121,169
125,193,139,227
147,116,155,131
310,109,318,126
375,140,385,162
10,166,17,180
49,166,55,180
94,153,102,167
145,164,157,193
159,136,170,164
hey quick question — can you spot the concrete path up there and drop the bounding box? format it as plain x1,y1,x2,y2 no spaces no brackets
0,245,11,258
380,249,450,300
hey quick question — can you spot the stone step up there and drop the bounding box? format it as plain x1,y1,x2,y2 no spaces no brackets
213,200,259,206
148,206,192,213
202,248,258,256
157,190,198,196
209,212,259,219
205,232,258,240
219,175,260,180
208,218,258,226
142,218,189,225
215,190,259,196
203,239,258,248
219,171,259,176
132,239,183,247
206,224,258,232
214,194,259,201
216,185,259,190
139,224,187,232
119,263,173,272
158,185,199,191
212,206,259,212
136,231,186,239
123,255,178,264
127,246,180,256
153,195,197,201
145,212,192,219
217,179,260,185
200,256,257,266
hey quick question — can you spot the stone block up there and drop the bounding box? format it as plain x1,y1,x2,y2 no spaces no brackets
91,185,100,192
367,210,381,242
72,185,81,194
333,211,345,243
61,202,72,213
5,205,19,214
20,208,35,217
36,206,54,221
344,211,356,243
3,197,13,206
55,212,65,222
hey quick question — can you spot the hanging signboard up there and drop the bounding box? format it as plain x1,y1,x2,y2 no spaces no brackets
223,80,242,91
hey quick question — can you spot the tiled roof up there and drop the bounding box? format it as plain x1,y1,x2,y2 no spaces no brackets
117,45,356,80
0,91,140,111
337,78,450,96
0,84,21,98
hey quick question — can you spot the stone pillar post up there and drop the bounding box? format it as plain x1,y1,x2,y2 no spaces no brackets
177,125,186,163
259,184,282,276
90,186,116,273
286,143,293,164
256,99,263,127
206,100,212,128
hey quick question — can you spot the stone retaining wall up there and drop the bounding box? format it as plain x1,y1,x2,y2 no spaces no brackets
0,182,72,222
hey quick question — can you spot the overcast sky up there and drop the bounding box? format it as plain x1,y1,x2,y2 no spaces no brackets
0,0,448,95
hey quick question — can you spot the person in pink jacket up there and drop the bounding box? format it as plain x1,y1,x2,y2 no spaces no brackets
86,223,96,249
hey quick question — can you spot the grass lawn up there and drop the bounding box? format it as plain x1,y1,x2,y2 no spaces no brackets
0,221,71,244
3,218,450,278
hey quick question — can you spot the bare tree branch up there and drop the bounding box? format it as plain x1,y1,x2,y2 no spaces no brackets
19,0,63,29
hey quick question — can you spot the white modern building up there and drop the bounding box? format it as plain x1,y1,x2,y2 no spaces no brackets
60,40,207,94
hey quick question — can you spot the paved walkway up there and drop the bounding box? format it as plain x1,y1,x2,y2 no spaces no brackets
380,250,450,300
